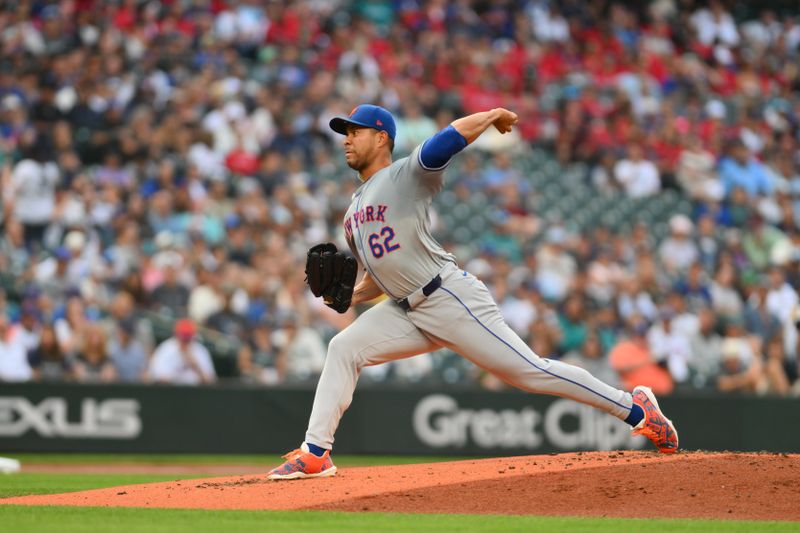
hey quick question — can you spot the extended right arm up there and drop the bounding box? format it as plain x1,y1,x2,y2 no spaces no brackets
450,108,518,145
416,108,519,171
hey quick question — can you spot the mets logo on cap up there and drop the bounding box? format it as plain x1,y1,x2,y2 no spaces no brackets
331,104,396,140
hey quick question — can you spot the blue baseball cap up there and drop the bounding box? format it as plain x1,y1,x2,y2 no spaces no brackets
330,104,396,141
224,213,242,229
54,247,71,261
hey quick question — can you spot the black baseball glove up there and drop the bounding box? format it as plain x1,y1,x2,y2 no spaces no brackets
305,243,358,313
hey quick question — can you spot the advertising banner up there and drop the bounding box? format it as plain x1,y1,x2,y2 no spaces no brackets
0,383,797,454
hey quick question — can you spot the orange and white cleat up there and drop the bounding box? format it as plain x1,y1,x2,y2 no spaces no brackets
267,443,337,480
631,386,679,454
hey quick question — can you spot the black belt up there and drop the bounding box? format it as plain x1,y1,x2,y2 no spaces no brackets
397,275,442,311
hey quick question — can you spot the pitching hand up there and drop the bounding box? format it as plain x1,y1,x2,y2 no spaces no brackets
493,108,518,134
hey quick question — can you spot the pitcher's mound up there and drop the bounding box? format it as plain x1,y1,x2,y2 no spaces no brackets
3,451,798,520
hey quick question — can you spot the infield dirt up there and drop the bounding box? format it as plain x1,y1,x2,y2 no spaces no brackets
2,451,797,521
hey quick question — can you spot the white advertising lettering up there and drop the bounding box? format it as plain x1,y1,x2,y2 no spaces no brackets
0,397,142,439
413,394,541,449
544,399,642,451
413,394,644,451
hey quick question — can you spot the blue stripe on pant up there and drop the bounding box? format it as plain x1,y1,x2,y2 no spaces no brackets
436,286,632,416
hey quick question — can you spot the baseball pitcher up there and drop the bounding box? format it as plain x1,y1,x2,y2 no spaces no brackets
268,105,678,480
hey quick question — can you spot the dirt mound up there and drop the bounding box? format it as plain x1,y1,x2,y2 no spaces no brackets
3,452,798,520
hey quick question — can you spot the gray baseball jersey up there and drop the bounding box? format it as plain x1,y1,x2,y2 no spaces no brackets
342,145,456,300
305,145,634,449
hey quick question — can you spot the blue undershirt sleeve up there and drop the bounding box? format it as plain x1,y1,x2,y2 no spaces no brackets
418,125,468,171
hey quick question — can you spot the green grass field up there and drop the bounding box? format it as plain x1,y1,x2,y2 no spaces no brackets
3,507,797,533
4,453,468,467
0,454,796,532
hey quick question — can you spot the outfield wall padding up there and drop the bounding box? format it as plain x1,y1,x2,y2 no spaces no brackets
0,383,797,454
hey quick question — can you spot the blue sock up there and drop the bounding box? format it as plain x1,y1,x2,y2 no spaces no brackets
624,403,644,427
306,442,328,457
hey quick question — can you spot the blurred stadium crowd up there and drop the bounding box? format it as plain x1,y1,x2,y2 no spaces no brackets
1,0,799,396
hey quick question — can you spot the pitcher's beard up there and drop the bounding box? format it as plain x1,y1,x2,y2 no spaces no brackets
346,158,366,172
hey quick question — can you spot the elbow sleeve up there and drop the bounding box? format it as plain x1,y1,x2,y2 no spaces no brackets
419,125,468,171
